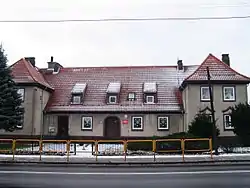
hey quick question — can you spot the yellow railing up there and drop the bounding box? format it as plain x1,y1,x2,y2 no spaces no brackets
0,138,213,162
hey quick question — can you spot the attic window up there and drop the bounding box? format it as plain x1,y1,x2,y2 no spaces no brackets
108,96,117,104
106,82,121,93
128,92,136,101
143,82,157,93
71,83,87,104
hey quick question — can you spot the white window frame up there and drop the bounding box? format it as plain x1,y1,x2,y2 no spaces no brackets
224,114,233,130
81,117,93,130
128,92,136,100
17,88,25,101
72,95,81,104
146,95,155,104
108,96,117,104
223,86,235,101
200,86,211,101
157,117,169,130
132,117,143,130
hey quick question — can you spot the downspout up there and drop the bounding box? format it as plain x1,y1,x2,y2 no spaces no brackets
40,86,47,140
31,88,37,136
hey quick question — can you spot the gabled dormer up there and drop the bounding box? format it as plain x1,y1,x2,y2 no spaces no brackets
106,82,121,104
143,82,158,104
71,83,87,104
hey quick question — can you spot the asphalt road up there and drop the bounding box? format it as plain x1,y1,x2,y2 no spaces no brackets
0,165,250,188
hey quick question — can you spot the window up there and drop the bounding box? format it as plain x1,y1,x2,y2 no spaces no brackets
17,88,25,101
108,96,117,104
146,95,154,104
207,114,213,122
158,117,169,130
128,92,136,101
200,87,211,101
81,117,93,130
72,95,81,104
223,86,235,101
224,114,233,130
132,117,143,130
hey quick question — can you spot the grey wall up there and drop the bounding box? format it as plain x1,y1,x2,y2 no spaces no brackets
183,84,248,136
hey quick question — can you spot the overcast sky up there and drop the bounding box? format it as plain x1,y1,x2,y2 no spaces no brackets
0,0,250,81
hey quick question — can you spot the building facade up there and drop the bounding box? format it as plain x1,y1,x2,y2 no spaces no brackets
1,54,249,139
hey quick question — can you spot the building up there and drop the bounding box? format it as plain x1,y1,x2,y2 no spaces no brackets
1,54,249,139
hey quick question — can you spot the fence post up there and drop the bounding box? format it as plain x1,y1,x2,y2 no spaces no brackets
12,139,16,161
181,139,185,162
123,140,127,162
152,140,156,162
66,140,70,162
95,141,98,162
209,138,213,160
39,139,43,161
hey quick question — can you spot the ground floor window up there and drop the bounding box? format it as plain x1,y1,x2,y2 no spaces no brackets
132,116,143,130
223,114,233,130
81,116,93,130
157,116,169,130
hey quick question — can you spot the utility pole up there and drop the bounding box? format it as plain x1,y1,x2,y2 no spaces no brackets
206,67,219,155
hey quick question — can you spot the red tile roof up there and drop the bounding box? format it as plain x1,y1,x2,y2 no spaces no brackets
11,58,53,90
43,65,197,112
184,54,250,82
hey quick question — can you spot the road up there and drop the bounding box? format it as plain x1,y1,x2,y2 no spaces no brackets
0,164,250,188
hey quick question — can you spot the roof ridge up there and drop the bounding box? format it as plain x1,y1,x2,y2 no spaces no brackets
21,58,38,83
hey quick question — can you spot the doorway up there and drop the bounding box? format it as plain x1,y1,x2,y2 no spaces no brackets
57,116,69,138
104,116,121,138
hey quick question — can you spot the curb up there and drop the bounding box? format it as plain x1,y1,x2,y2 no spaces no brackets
1,160,250,168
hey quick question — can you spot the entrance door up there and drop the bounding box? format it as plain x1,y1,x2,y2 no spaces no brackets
57,116,69,138
104,116,121,138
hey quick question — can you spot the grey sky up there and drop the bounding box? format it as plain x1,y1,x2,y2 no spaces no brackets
0,0,250,97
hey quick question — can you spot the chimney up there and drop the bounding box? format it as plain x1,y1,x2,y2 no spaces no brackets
25,57,36,67
222,54,230,66
177,60,183,70
47,56,63,73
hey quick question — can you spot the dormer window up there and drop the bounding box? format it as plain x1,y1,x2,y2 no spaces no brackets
71,83,87,104
143,82,157,104
146,95,154,104
106,82,121,104
109,96,117,103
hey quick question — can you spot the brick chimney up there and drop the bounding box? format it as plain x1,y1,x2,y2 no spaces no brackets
25,57,36,67
47,56,63,73
177,60,183,71
222,54,230,66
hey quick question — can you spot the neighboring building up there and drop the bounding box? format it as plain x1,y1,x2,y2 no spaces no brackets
1,54,249,139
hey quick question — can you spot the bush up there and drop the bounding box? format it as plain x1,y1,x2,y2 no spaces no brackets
230,103,250,146
188,112,220,138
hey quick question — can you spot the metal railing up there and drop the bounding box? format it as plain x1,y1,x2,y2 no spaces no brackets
0,138,213,162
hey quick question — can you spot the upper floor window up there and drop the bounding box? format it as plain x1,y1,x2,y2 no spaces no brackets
200,86,211,101
108,95,117,104
223,114,233,130
17,88,25,102
223,86,235,101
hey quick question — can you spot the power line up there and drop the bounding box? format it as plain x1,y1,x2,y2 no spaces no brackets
0,15,250,23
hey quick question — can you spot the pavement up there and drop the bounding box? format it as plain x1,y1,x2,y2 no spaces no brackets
1,153,250,164
0,164,250,188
